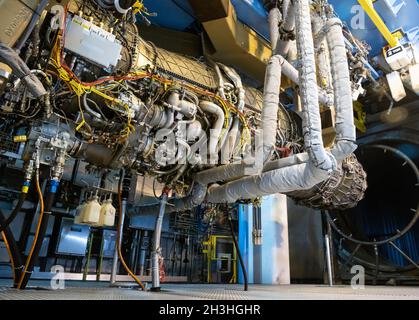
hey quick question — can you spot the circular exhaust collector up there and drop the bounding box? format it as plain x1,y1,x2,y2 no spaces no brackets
327,144,419,274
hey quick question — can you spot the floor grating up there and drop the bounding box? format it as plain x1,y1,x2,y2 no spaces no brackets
0,280,418,300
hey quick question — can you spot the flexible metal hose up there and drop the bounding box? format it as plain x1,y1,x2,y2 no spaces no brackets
115,170,146,290
227,212,248,291
0,210,23,287
0,193,27,233
18,173,53,289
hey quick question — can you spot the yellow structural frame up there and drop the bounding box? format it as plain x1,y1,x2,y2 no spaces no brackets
358,0,399,48
203,235,237,284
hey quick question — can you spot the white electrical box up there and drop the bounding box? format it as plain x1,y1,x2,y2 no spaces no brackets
409,64,419,95
385,45,411,71
64,16,123,69
386,71,407,102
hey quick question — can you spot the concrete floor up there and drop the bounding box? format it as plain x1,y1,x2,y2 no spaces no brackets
0,279,418,300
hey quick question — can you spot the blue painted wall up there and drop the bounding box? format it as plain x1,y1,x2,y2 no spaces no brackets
142,0,419,58
238,204,254,284
329,0,419,56
142,0,270,38
142,0,196,31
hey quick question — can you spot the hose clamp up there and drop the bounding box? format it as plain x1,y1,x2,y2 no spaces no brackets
279,25,296,41
324,18,343,33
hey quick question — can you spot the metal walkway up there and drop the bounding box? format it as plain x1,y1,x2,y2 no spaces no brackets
0,280,419,300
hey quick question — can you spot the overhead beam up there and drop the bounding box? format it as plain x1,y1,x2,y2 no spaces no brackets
189,0,272,82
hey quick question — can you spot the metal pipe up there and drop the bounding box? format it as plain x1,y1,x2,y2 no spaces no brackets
388,241,419,269
194,53,331,184
221,116,240,162
83,233,94,281
324,234,333,286
216,64,245,155
214,63,226,99
138,230,148,276
110,199,127,285
218,64,245,111
83,94,103,120
167,91,197,118
199,101,225,164
278,57,331,106
313,15,333,92
151,190,169,291
97,235,105,281
219,116,233,155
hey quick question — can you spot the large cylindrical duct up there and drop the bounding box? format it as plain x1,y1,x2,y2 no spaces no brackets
328,143,419,280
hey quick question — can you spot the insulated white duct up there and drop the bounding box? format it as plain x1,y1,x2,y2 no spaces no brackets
195,153,310,185
221,117,240,161
275,0,296,57
325,18,357,162
195,0,328,186
199,100,225,164
262,55,283,165
194,54,313,185
132,0,359,209
268,2,331,106
205,0,339,203
269,7,282,54
205,161,331,203
295,0,335,172
278,58,331,106
313,15,333,93
196,0,332,187
128,183,207,217
218,64,246,111
217,63,246,159
196,56,292,184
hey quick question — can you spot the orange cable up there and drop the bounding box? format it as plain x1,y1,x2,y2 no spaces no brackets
17,172,44,289
116,189,146,291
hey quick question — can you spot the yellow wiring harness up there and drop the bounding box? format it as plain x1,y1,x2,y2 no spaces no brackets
48,29,251,151
49,35,139,139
